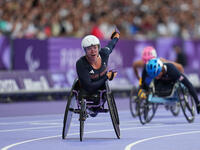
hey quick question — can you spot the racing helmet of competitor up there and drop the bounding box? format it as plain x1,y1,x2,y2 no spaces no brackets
81,35,101,51
146,58,163,78
142,46,157,64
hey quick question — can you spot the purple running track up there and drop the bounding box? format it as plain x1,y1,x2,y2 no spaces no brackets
0,98,200,150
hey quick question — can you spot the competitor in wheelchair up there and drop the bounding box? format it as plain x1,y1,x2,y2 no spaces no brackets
75,29,120,117
133,46,184,81
130,46,184,118
133,46,184,103
140,58,200,114
62,30,120,141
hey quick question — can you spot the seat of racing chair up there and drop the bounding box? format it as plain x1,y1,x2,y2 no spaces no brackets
150,80,177,97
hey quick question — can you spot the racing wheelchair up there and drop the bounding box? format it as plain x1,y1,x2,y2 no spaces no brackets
129,86,180,119
137,80,195,125
62,78,120,141
129,86,158,123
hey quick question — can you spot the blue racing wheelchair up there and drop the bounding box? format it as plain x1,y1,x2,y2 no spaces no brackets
129,86,158,123
62,78,120,141
138,80,195,125
130,86,180,119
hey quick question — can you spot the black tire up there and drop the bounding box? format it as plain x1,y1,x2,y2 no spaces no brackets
107,92,120,139
80,99,86,141
109,93,119,124
138,98,148,125
62,92,76,139
178,84,195,123
129,87,139,118
105,81,120,139
146,103,158,123
138,98,157,125
169,102,180,117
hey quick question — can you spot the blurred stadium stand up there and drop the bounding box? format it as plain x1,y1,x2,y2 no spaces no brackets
1,0,200,39
0,0,200,102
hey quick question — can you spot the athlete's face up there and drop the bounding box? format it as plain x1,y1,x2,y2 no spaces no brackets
85,45,99,60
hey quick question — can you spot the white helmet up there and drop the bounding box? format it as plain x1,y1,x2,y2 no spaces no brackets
81,35,100,51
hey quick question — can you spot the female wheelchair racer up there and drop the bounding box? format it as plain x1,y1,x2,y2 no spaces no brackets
62,29,120,141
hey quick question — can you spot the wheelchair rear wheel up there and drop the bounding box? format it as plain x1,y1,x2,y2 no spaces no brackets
108,93,119,124
106,92,120,139
178,85,195,123
129,87,139,118
62,92,76,139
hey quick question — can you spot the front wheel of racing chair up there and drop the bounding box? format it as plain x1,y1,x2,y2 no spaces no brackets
79,81,120,140
138,95,158,125
79,98,87,141
105,81,120,139
62,78,78,139
178,83,195,123
169,102,180,116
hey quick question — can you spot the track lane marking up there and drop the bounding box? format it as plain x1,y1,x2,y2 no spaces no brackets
1,123,199,150
0,119,62,125
0,120,146,133
125,130,200,150
0,126,61,133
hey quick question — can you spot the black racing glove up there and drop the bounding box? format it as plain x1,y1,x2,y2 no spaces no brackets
107,70,117,81
110,27,120,39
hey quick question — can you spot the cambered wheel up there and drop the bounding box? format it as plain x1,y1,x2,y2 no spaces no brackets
62,92,76,139
107,92,120,139
178,84,195,123
129,87,139,118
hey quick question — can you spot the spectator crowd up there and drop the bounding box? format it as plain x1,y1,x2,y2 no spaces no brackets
1,0,200,40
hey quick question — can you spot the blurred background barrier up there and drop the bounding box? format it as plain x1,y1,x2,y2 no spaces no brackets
0,70,70,102
0,36,200,102
1,37,200,75
1,0,200,102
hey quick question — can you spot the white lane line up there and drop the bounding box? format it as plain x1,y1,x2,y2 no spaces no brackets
125,130,200,150
1,123,199,150
0,114,64,120
1,128,116,150
0,120,141,133
0,110,129,123
0,114,113,125
1,115,200,133
0,126,61,133
0,110,129,120
0,119,62,125
0,110,193,126
1,135,61,150
0,115,110,125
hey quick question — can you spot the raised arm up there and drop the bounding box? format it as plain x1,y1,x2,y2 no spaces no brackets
101,28,120,55
101,38,119,55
